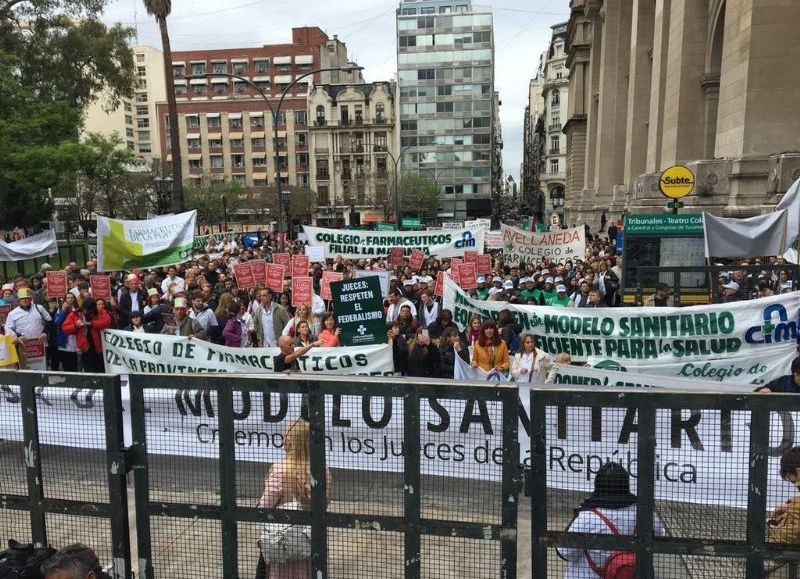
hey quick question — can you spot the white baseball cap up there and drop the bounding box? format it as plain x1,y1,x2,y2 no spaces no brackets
492,276,502,283
503,280,514,289
722,281,740,291
477,276,486,283
556,284,567,293
545,277,554,284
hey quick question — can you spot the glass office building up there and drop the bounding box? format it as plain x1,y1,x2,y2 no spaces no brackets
396,0,497,221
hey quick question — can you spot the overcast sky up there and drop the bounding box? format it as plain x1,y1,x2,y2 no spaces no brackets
101,0,570,180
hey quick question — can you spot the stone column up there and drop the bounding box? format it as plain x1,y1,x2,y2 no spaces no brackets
646,0,671,172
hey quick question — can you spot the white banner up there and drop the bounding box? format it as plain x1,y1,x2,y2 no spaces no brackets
302,225,485,259
454,354,509,382
97,210,197,272
102,330,394,376
0,230,57,262
443,276,799,382
500,223,586,264
484,230,502,250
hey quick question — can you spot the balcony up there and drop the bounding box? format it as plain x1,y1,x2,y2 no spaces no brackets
548,148,560,155
314,147,330,155
548,123,562,133
315,119,326,126
317,171,330,181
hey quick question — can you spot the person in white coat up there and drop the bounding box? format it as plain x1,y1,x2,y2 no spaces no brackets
510,333,552,383
556,463,666,578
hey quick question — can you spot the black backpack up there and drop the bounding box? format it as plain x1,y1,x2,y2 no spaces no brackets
0,540,55,579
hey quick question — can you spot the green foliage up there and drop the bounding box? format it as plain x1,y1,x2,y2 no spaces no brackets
397,172,441,217
185,178,244,225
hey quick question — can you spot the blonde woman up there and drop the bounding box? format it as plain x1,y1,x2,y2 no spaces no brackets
545,352,572,383
281,303,318,338
255,419,331,579
510,333,552,383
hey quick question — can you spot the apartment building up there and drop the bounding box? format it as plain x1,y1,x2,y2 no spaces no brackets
155,27,362,197
396,0,498,222
308,82,397,227
83,45,167,163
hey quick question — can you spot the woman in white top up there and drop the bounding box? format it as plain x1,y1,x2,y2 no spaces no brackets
282,303,318,338
510,333,552,383
557,463,666,578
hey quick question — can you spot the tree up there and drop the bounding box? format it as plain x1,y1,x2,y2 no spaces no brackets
396,172,441,221
143,0,184,213
282,185,318,223
184,177,243,227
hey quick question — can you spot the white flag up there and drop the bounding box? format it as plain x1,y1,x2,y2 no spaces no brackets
453,354,509,382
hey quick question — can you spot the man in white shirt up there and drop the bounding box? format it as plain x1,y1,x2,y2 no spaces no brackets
161,265,185,295
418,290,439,329
5,288,51,370
385,289,417,322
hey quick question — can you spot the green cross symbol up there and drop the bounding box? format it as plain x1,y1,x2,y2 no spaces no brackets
763,319,776,333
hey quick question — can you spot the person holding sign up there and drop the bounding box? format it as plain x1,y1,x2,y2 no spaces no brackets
470,321,509,374
160,297,206,340
317,313,341,347
53,294,79,372
5,288,52,370
62,298,111,373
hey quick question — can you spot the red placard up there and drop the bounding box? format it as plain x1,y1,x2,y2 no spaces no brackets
458,262,478,289
476,254,492,275
451,263,462,287
0,305,10,330
320,271,343,301
450,257,463,270
24,339,46,359
265,264,285,293
292,254,310,278
89,275,112,301
408,250,425,271
291,276,313,307
389,247,404,267
272,252,290,269
45,270,68,299
233,262,255,288
434,271,444,297
251,259,267,286
463,251,478,264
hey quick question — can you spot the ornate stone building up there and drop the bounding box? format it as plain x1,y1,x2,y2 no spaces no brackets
564,0,800,231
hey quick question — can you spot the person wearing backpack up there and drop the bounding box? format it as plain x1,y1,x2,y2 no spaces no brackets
556,462,666,578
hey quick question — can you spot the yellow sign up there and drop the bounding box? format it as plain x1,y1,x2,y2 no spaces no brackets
659,165,695,199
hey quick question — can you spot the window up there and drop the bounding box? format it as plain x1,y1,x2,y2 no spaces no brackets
137,118,149,128
253,157,266,167
191,63,206,76
135,93,148,103
316,159,330,179
188,158,202,170
550,136,560,154
437,85,452,96
136,105,148,116
231,154,245,168
315,105,326,125
209,138,222,148
138,79,147,89
276,111,286,126
473,133,491,145
439,5,451,13
317,185,329,205
294,110,307,125
126,128,134,138
137,131,151,141
473,31,491,43
210,155,224,169
136,53,145,63
420,7,435,14
400,120,417,131
229,117,243,129
207,116,221,128
124,102,131,112
232,175,245,185
375,132,387,151
296,132,308,147
126,141,134,150
375,103,385,122
417,68,435,80
400,8,416,15
193,84,207,95
186,116,200,129
417,16,435,28
273,137,287,148
254,178,267,187
212,62,226,74
550,159,560,174
399,35,416,48
376,157,387,177
172,65,185,77
174,85,187,96
234,81,248,94
255,80,270,92
472,116,491,128
436,102,454,113
187,137,201,148
251,116,264,128
232,62,248,75
254,59,268,72
276,63,291,73
230,139,244,148
251,137,265,148
340,105,349,124
551,89,560,107
137,66,146,77
296,153,309,166
138,144,151,154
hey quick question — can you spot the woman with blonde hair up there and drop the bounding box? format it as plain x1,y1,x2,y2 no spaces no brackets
510,333,552,383
255,418,331,579
282,303,317,338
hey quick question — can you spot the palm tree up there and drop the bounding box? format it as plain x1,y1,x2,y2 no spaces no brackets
143,0,184,212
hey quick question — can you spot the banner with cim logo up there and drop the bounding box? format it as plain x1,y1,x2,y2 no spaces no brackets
97,211,197,272
501,223,586,264
443,276,799,382
331,276,386,346
302,225,485,259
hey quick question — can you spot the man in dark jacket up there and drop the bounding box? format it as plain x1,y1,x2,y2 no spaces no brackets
118,274,146,329
757,357,800,393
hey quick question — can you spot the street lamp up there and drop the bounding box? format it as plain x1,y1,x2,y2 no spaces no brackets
221,195,228,231
153,176,173,216
281,190,291,241
187,63,363,251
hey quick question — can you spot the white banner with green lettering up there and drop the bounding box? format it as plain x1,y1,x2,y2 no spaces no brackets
500,223,586,264
302,225,485,259
97,210,197,272
443,275,799,385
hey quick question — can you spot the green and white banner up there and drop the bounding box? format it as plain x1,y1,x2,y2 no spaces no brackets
102,330,394,376
302,225,485,259
501,223,585,264
97,210,197,272
443,276,799,383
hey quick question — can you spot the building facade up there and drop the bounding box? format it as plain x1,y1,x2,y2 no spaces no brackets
154,27,362,222
396,0,498,222
308,82,397,227
565,0,800,231
83,45,167,163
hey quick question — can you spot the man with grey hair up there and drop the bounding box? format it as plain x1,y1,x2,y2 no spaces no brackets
41,543,107,579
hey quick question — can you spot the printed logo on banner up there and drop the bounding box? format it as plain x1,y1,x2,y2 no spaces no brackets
454,231,477,249
331,277,385,346
744,304,798,345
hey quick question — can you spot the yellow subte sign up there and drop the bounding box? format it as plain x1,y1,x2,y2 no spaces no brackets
659,165,695,199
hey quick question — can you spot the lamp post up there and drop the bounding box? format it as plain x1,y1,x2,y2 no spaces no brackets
221,194,228,231
187,64,362,251
153,175,173,216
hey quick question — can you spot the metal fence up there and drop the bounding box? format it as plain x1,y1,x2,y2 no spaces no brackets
630,264,799,306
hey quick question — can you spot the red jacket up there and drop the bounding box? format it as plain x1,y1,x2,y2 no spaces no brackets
62,308,112,353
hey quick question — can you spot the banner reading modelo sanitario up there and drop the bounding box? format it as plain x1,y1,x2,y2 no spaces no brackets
501,223,586,264
302,225,485,259
97,210,197,272
102,330,394,375
443,276,799,383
